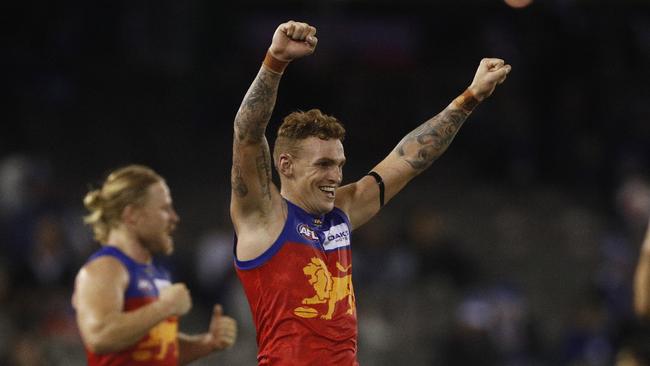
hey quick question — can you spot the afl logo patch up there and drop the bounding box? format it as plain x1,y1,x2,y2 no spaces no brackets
297,224,319,241
137,279,153,293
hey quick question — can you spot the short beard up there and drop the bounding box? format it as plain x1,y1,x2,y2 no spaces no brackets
140,235,174,256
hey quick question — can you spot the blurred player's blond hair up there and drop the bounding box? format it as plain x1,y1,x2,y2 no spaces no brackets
83,165,162,243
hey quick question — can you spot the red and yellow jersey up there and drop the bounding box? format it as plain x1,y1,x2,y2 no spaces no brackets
85,246,179,366
235,199,358,366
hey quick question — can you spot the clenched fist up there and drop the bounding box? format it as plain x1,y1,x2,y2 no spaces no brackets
269,21,318,62
467,58,512,101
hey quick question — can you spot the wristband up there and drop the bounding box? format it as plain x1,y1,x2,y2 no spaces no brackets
453,89,480,114
366,171,385,208
263,51,289,75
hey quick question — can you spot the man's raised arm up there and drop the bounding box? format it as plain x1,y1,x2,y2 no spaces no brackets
336,58,511,229
231,21,317,219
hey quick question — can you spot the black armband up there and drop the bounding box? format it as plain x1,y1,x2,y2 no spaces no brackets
366,171,385,208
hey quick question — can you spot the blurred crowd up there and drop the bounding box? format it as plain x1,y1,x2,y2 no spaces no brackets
3,0,650,365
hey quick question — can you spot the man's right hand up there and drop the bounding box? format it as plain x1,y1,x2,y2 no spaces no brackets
269,21,318,62
159,283,192,316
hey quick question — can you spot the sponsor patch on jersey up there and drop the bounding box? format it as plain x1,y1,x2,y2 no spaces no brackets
323,223,351,250
138,279,154,293
297,223,319,241
153,278,171,291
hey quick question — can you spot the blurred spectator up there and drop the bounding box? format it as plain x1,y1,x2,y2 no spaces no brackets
193,228,237,305
438,285,543,365
440,291,502,366
596,234,636,324
616,175,650,235
406,206,480,289
560,291,614,366
28,214,72,286
0,263,14,364
9,331,47,366
0,155,39,219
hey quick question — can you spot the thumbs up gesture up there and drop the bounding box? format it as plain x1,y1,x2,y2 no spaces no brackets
206,304,238,351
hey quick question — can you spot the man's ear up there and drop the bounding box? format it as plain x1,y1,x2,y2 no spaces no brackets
278,153,294,177
121,204,139,227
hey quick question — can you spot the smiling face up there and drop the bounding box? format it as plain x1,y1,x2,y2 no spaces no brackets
282,136,346,215
131,181,180,256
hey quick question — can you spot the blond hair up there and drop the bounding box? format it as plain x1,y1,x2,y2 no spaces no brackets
273,109,346,162
83,165,162,243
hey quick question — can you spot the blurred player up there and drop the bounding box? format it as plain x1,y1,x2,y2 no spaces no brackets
634,216,650,319
72,165,237,365
230,21,510,365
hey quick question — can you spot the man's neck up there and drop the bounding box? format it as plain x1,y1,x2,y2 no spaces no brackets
280,188,310,213
280,189,328,217
105,229,152,264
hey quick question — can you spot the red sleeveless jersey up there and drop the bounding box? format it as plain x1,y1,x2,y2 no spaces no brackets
84,246,179,366
236,199,359,365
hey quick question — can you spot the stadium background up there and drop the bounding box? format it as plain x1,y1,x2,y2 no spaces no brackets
2,0,650,364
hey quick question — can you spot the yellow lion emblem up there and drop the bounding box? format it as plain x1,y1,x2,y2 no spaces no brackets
131,319,178,361
296,257,355,320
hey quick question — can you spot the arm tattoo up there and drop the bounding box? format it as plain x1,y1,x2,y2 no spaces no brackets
394,108,468,171
231,153,249,198
256,145,273,201
231,68,279,200
234,69,281,143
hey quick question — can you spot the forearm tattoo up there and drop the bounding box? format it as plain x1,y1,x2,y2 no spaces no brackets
231,68,280,199
234,69,281,143
395,108,469,171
